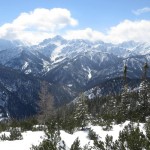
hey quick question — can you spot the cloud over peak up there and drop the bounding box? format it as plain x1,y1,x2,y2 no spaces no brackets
64,20,150,44
0,8,78,44
0,8,150,45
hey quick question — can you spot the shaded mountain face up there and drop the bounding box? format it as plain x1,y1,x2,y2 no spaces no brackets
84,77,143,100
0,65,75,119
0,65,40,119
0,36,150,119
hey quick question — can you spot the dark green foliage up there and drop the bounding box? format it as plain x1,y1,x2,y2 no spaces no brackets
70,138,81,150
87,122,149,150
19,118,38,131
117,124,148,150
0,122,8,132
9,117,38,131
61,116,76,134
105,135,114,150
10,119,20,128
88,129,98,141
88,129,105,150
74,94,89,130
56,104,77,134
86,82,150,124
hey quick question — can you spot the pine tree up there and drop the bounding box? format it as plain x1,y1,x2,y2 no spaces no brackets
120,64,130,120
117,123,147,150
70,138,82,150
138,63,150,121
74,94,88,130
145,118,150,140
105,135,114,150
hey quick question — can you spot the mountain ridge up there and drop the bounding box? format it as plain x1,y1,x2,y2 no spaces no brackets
0,36,150,119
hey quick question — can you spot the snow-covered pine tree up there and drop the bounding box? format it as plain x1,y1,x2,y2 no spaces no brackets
70,138,81,150
120,64,130,119
138,62,150,120
74,93,88,130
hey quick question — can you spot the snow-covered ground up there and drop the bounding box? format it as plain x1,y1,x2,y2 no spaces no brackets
0,121,145,150
0,131,45,150
61,121,145,149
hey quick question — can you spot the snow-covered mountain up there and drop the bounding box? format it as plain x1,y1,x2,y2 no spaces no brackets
0,36,150,119
0,36,150,79
0,39,25,51
34,36,150,91
0,36,150,89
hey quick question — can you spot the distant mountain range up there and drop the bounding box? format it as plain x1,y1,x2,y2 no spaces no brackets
0,36,150,119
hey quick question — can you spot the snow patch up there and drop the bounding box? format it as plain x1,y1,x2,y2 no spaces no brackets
0,121,145,150
67,84,72,87
22,62,29,70
0,131,45,150
24,69,32,74
61,121,145,148
42,59,50,72
88,67,92,79
60,130,92,148
51,45,66,61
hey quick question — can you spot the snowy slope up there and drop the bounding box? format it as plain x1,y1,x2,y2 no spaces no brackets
0,131,45,150
0,121,145,150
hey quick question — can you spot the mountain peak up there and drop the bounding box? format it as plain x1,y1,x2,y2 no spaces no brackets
52,35,65,41
39,35,66,47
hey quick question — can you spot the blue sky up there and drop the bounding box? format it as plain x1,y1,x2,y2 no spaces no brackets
0,0,150,44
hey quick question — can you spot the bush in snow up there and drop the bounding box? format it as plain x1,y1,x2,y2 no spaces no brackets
9,128,23,140
0,133,9,141
31,120,66,150
88,129,98,141
70,138,81,150
0,128,23,141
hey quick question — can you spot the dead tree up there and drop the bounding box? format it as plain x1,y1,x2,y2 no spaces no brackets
38,81,54,123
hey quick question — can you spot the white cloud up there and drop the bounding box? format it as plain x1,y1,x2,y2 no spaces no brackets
0,8,78,44
0,8,150,45
64,20,150,43
107,20,150,43
64,28,106,42
133,7,150,15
